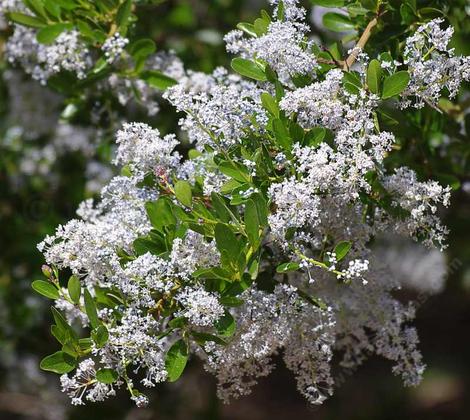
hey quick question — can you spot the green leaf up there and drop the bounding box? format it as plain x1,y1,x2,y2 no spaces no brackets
96,368,118,384
51,307,71,333
130,38,156,62
214,223,240,261
276,262,300,273
40,351,76,374
304,127,326,147
253,193,268,227
215,311,236,337
219,296,244,307
218,161,251,183
272,119,292,152
382,71,410,99
253,17,269,36
51,325,66,345
24,0,48,19
237,22,257,37
261,92,279,117
334,241,352,261
244,199,260,247
8,12,46,28
367,59,382,94
43,0,62,18
311,0,345,6
276,0,285,20
92,325,109,348
140,70,177,90
322,12,355,32
32,280,59,300
168,317,188,328
174,180,193,207
52,0,78,11
133,235,167,256
165,339,189,382
84,289,100,329
191,331,226,346
145,198,177,232
77,20,95,39
360,0,379,11
67,275,81,304
298,290,328,310
211,192,233,223
231,58,267,81
116,0,132,29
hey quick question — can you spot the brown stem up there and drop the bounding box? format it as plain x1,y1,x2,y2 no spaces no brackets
343,16,379,71
317,57,345,67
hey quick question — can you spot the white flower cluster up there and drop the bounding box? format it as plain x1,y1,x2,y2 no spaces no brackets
6,26,91,84
37,0,466,409
0,0,24,29
106,51,186,116
114,122,180,180
60,359,116,405
225,1,316,83
402,18,470,108
164,67,267,148
382,167,451,248
101,33,129,64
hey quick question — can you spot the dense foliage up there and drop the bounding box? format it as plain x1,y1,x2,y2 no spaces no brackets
1,0,469,417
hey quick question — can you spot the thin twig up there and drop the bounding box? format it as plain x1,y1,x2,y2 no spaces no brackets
317,57,345,67
343,16,379,71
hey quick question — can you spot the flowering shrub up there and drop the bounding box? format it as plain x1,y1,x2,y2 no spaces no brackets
9,0,468,409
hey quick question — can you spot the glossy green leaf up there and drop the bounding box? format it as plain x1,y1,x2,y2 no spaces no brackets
92,325,109,348
145,198,176,232
237,22,257,37
231,58,267,81
191,331,226,346
214,223,239,260
382,71,410,99
140,70,177,90
261,92,279,117
8,12,46,28
272,119,292,152
96,368,118,384
311,0,345,6
218,161,250,183
323,12,355,32
334,241,352,261
215,311,236,337
165,339,189,382
130,38,156,61
174,180,193,207
116,0,132,29
244,199,260,247
367,59,382,94
67,275,81,304
84,289,100,329
32,280,59,300
276,262,300,273
40,351,76,374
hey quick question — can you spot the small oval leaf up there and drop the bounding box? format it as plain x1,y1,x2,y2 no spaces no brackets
165,339,189,382
40,351,76,374
231,58,267,81
334,241,352,261
96,368,118,384
32,280,59,300
174,180,193,207
382,71,410,99
67,275,81,304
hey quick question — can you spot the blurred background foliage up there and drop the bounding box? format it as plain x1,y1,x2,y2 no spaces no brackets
0,0,469,418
